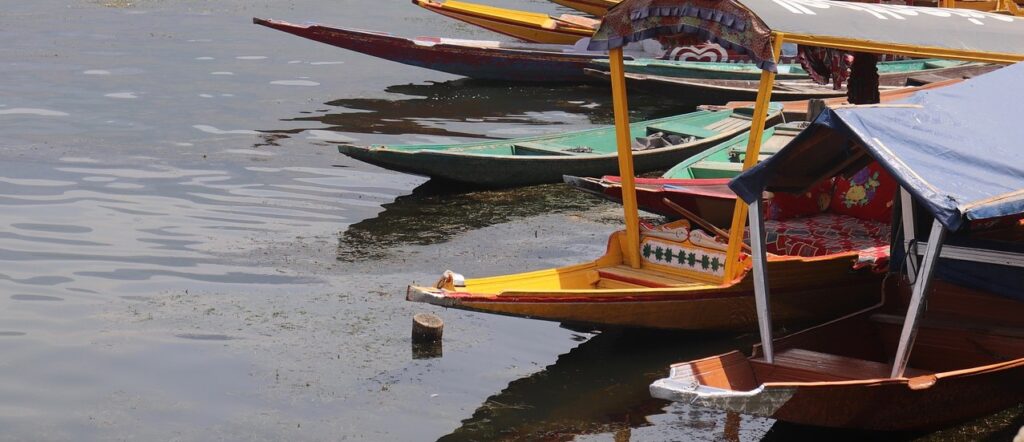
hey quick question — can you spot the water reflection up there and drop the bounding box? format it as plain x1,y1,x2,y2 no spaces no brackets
439,330,756,441
283,79,683,142
337,181,611,261
440,326,1024,441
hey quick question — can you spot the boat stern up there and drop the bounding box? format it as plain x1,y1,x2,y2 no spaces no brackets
649,351,796,418
407,270,467,307
406,284,461,307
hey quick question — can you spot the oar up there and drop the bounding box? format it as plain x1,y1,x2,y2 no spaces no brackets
661,197,752,253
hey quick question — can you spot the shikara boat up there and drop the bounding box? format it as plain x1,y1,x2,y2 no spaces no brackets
413,0,597,44
592,58,974,81
585,61,999,105
252,19,758,82
565,121,806,222
549,0,620,16
652,62,1024,431
339,104,783,187
720,77,967,121
253,18,649,83
594,58,812,80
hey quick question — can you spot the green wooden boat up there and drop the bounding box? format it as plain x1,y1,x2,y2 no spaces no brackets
663,120,809,179
337,103,784,187
590,58,972,81
564,121,808,223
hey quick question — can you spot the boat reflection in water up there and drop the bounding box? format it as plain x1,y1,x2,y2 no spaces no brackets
284,79,682,142
438,328,1024,441
438,329,761,441
336,181,611,262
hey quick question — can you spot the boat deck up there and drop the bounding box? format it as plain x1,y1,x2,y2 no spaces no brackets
752,348,932,383
595,264,709,289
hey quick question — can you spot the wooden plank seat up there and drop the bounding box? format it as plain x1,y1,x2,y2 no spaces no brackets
513,142,593,156
690,161,744,174
753,348,932,383
869,314,1024,339
597,265,706,288
645,123,717,139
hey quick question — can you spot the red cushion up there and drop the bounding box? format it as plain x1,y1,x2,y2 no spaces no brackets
765,178,834,221
830,162,897,223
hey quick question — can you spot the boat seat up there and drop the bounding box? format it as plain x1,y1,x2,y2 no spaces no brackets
756,348,932,382
691,161,743,173
645,123,716,139
597,265,704,288
905,73,956,86
869,314,1024,339
513,142,593,156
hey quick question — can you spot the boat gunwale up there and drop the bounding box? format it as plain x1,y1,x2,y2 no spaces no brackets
414,0,595,36
345,107,783,160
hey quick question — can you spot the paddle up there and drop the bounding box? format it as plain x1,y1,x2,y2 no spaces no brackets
661,197,752,253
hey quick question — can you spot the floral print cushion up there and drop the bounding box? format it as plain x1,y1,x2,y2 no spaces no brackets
765,178,834,221
830,162,897,223
754,213,891,270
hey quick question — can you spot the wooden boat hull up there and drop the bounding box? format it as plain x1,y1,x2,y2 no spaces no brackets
339,106,783,187
720,77,968,121
413,0,594,45
549,0,619,16
565,175,737,226
653,353,1024,431
651,280,1024,430
593,59,811,80
340,141,719,187
586,62,1001,106
253,18,605,82
408,231,883,331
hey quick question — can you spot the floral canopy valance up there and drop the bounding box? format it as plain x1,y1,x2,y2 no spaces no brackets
588,0,1024,72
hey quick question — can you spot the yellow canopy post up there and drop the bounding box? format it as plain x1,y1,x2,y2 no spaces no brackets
609,47,642,268
723,32,784,281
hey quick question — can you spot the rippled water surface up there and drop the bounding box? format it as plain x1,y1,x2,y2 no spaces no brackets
1,1,1020,440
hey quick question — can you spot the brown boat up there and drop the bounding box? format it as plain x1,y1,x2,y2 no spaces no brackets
585,62,1000,106
652,277,1024,431
650,63,1024,431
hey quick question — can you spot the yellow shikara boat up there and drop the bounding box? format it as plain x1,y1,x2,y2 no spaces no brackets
548,0,621,16
413,0,598,45
409,224,885,330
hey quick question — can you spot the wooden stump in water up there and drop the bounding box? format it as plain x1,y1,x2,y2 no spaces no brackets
412,312,444,342
411,313,444,359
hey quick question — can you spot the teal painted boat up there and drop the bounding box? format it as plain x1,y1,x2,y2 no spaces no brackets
565,121,808,223
338,103,783,187
590,58,973,81
663,121,809,179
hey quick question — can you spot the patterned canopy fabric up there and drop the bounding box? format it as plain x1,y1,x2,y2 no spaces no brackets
588,0,1024,72
588,0,776,70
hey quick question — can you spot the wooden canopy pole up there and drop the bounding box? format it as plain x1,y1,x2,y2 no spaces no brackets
723,32,784,281
609,47,641,268
891,218,947,378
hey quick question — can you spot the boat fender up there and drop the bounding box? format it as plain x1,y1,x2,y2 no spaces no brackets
435,270,466,289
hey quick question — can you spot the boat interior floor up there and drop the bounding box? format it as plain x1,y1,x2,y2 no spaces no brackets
595,264,710,289
674,281,1024,391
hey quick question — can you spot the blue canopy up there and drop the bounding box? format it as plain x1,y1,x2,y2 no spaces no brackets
729,62,1024,232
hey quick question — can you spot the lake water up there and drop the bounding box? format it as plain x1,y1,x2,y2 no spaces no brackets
0,0,1020,440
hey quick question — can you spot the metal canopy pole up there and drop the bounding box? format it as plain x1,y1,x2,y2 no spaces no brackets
609,47,641,269
890,218,947,378
747,197,775,363
900,188,919,283
723,32,783,282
